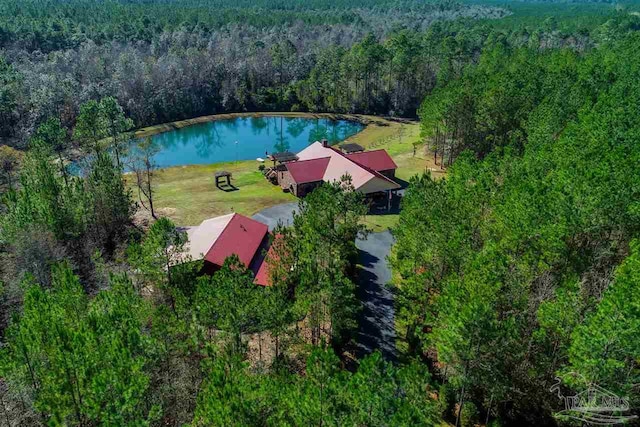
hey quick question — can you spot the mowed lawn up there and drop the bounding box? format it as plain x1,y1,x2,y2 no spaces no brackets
143,114,444,229
148,161,295,226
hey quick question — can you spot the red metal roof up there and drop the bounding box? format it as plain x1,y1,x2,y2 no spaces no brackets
285,157,330,184
328,146,399,187
254,245,275,286
204,213,269,268
254,234,287,286
345,149,398,172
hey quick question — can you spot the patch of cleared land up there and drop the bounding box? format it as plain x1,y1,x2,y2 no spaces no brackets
142,113,444,228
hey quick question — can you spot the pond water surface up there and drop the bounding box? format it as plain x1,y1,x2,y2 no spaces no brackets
131,116,364,168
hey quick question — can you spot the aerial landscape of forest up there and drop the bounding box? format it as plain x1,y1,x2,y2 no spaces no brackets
1,0,639,426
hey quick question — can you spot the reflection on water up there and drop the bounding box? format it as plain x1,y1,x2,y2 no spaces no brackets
250,117,268,136
125,116,364,168
286,119,307,139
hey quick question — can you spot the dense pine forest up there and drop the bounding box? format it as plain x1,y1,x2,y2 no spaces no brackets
2,0,640,426
0,0,627,145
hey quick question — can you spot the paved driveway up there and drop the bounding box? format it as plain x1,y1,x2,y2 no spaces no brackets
355,230,397,361
251,202,298,231
252,203,397,361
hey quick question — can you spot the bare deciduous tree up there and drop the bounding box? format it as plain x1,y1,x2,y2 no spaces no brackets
129,137,160,220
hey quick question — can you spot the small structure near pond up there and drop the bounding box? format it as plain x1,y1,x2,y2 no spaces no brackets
214,170,232,188
268,151,299,166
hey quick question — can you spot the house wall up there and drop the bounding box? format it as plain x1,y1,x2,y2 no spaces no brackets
278,170,296,192
247,234,271,275
379,169,396,179
277,170,323,197
296,181,323,197
201,261,221,276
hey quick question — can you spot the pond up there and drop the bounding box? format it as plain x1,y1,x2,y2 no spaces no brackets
129,116,364,169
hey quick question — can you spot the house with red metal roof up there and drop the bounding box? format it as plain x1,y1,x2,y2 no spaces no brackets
186,213,269,276
344,149,397,179
184,142,401,284
275,140,400,197
184,213,282,286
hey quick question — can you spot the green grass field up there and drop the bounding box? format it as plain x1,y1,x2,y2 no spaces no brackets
145,160,295,226
142,114,444,229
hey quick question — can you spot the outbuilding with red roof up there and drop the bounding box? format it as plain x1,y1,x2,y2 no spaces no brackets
186,213,269,276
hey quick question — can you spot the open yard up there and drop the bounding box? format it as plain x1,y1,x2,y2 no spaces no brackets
142,160,295,226
142,113,444,229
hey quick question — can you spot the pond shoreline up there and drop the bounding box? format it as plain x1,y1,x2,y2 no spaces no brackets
128,112,417,172
66,112,417,169
127,115,425,227
131,112,401,140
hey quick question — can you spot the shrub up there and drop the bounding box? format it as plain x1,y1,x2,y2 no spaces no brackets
459,401,479,427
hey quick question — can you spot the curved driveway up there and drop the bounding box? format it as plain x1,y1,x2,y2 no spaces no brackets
253,203,397,361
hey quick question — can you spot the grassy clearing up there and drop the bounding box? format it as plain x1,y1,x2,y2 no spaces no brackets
345,115,445,181
362,214,400,233
145,160,295,226
143,113,444,228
